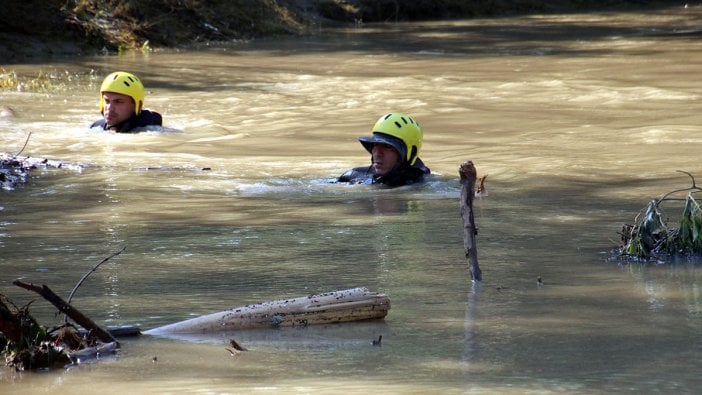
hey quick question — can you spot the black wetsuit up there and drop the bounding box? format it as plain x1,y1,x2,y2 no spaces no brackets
337,158,430,187
91,110,162,133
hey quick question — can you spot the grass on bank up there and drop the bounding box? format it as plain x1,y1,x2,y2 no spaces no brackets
0,69,100,93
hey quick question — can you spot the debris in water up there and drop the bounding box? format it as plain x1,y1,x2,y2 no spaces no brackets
226,337,248,355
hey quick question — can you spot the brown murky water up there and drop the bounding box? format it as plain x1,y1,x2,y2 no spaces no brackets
1,5,701,394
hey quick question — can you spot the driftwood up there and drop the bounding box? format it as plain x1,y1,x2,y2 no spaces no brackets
460,161,482,281
1,152,86,190
0,293,120,370
0,295,37,344
12,280,116,344
2,249,128,370
67,341,120,364
144,287,390,334
0,297,74,370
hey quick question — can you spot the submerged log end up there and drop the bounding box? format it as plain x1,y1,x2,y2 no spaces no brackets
470,266,483,282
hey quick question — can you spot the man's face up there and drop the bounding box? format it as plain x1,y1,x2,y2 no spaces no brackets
102,92,136,126
371,143,402,176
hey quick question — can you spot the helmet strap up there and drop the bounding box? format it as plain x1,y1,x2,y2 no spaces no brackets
408,146,418,165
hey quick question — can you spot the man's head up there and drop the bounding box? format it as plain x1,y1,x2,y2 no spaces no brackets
359,112,423,176
99,71,145,126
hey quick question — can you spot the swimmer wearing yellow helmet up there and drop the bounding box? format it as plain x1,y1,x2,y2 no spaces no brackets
91,71,162,133
338,112,430,187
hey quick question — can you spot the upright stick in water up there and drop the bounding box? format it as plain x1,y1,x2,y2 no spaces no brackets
459,161,482,281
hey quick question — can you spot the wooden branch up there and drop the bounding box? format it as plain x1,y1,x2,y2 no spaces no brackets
12,131,32,157
12,280,117,344
460,161,482,282
677,170,697,188
68,247,126,305
659,171,702,202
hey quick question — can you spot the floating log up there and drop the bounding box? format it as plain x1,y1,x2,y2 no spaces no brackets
68,341,120,364
144,287,390,334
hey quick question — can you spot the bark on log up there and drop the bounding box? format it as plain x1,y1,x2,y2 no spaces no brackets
460,161,482,281
144,287,390,334
12,280,117,344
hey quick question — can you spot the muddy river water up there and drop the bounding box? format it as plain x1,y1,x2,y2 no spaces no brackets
1,5,701,394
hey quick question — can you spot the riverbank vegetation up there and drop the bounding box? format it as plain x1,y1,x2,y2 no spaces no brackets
0,1,679,61
0,69,98,93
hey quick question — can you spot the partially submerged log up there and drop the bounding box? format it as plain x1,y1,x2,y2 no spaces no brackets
460,161,482,281
144,287,390,334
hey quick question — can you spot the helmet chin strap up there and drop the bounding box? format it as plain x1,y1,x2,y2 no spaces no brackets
408,146,418,165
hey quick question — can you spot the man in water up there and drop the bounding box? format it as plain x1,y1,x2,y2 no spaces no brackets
337,112,430,187
91,71,162,133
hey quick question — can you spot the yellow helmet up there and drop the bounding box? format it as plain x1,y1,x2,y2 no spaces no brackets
99,71,145,115
359,112,423,165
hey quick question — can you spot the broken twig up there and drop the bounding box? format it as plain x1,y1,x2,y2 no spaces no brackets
66,247,126,320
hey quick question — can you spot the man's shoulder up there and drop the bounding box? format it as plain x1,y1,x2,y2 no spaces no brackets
137,110,163,126
90,110,162,133
90,119,107,129
337,166,374,184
